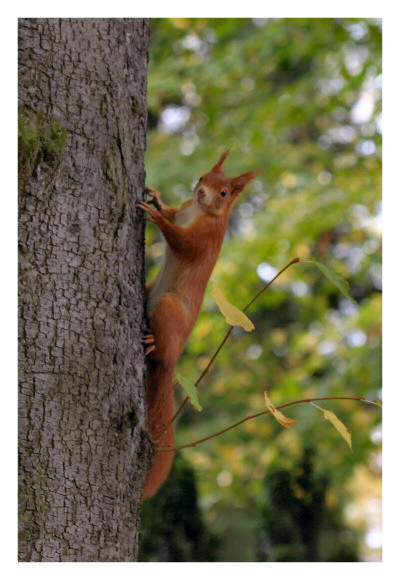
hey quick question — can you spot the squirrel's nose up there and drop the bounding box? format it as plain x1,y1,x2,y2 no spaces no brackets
197,187,206,199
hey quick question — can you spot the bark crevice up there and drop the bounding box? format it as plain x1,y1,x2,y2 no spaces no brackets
18,18,151,562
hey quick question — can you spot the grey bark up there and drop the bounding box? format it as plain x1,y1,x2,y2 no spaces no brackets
18,18,151,562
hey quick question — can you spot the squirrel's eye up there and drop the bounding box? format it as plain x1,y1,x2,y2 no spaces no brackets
198,177,203,182
220,190,228,197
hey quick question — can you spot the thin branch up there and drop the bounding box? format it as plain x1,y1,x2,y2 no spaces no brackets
197,257,300,386
156,396,367,452
242,257,300,314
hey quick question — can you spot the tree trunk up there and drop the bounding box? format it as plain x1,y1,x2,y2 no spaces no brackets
18,18,151,562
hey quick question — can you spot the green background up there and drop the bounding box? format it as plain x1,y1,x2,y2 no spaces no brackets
141,18,382,562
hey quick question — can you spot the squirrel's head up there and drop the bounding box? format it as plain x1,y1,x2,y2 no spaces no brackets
193,150,257,217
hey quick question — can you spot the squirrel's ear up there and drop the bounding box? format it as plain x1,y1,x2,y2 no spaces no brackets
230,171,257,199
211,150,230,173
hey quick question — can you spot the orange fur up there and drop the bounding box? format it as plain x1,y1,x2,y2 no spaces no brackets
140,151,256,498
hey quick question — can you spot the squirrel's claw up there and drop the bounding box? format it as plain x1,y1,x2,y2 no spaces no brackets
145,186,161,197
138,202,159,222
143,332,155,355
145,187,163,210
137,201,152,212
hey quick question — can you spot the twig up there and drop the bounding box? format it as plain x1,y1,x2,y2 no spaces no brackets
156,396,367,452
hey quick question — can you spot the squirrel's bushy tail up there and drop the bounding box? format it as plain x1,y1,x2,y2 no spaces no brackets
143,361,175,498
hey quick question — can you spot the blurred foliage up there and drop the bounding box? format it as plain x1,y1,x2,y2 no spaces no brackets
256,447,361,562
143,18,381,561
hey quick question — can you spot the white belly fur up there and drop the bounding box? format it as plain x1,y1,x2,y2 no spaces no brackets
174,199,203,228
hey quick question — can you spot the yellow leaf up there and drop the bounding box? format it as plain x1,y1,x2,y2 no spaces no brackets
362,399,382,408
310,403,353,451
264,392,297,429
210,282,255,331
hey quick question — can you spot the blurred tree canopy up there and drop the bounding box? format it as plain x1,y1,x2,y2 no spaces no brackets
256,447,361,562
143,18,381,562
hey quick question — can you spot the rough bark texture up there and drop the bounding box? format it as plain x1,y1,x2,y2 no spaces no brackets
18,18,151,562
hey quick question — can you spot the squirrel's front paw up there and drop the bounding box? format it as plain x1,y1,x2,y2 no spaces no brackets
145,187,162,210
138,201,161,224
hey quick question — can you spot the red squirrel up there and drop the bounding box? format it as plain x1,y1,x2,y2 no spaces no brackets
138,150,256,498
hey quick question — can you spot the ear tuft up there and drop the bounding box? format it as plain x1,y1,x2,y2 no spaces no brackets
211,150,230,173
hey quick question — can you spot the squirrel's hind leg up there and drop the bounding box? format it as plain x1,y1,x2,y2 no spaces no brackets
143,294,192,498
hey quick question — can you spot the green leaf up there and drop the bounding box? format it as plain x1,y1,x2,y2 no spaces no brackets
175,373,203,411
304,259,357,304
